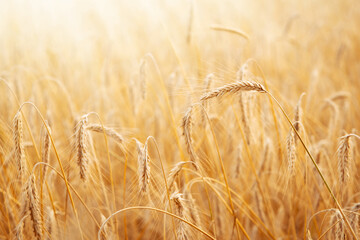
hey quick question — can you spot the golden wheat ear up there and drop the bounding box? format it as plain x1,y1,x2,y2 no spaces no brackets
24,175,43,240
199,80,266,102
135,139,151,193
86,123,124,143
181,105,199,169
42,120,51,184
13,112,27,183
338,135,351,186
75,115,90,181
171,191,189,240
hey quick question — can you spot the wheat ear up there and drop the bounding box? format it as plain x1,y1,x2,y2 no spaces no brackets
287,93,305,175
294,93,305,144
171,192,189,240
185,191,201,227
15,214,28,240
135,139,151,193
338,135,351,185
287,129,296,176
75,115,89,181
13,112,27,182
24,175,43,240
199,80,266,102
42,121,51,183
86,123,124,143
331,210,345,240
167,161,189,192
182,105,198,168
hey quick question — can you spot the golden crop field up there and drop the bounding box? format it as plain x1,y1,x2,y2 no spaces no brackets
1,0,360,239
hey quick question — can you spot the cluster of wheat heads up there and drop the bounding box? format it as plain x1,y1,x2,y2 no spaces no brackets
1,0,360,239
1,60,359,240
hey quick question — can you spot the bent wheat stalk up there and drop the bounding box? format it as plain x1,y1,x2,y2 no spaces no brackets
210,25,249,40
97,206,215,240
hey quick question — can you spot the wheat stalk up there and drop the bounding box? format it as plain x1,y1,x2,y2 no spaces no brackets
100,214,111,240
306,230,313,240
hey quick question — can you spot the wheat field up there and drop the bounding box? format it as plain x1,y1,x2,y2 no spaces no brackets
1,0,360,239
